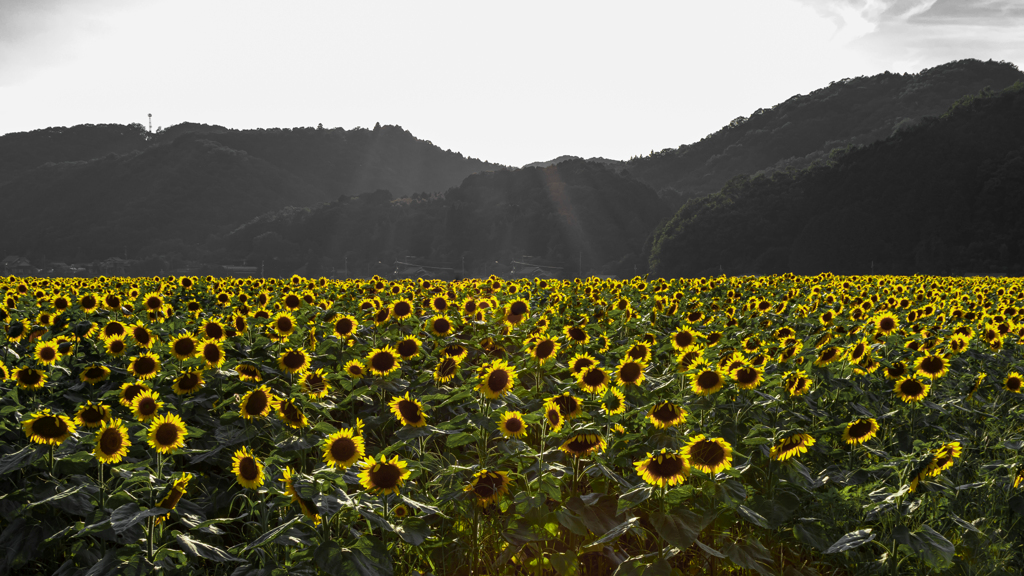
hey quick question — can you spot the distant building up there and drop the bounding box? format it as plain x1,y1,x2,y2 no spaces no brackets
509,260,563,279
393,261,456,280
1,256,35,276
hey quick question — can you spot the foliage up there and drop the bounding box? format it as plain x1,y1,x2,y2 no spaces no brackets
1,272,1023,575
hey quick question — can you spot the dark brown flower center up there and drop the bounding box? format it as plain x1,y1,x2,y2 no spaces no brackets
239,457,259,481
900,379,924,397
205,323,224,340
371,352,395,372
697,370,721,390
276,317,294,333
330,437,357,462
396,339,418,357
245,391,268,415
282,351,306,370
393,301,412,317
848,421,873,439
19,369,43,385
133,327,152,345
100,427,123,454
285,295,301,309
81,406,104,424
534,340,555,359
177,373,201,391
155,423,179,446
487,369,510,392
627,344,648,360
432,318,451,334
564,435,600,455
919,356,944,374
437,358,458,378
504,418,523,433
33,416,67,438
651,403,679,422
879,317,895,331
675,332,694,348
690,440,725,468
568,327,586,342
472,473,504,498
368,463,402,489
397,400,422,423
282,401,302,422
138,397,158,415
647,455,684,478
620,362,641,382
735,367,758,385
134,356,157,375
553,396,579,416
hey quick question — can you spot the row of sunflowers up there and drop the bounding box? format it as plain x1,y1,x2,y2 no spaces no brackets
1,272,1023,575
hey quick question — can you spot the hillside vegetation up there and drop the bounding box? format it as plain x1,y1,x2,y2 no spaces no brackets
649,81,1024,277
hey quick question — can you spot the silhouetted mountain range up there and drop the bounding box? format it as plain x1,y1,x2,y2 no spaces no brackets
2,58,1022,277
649,80,1024,277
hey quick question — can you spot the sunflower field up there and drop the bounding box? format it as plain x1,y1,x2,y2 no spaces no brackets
1,273,1023,575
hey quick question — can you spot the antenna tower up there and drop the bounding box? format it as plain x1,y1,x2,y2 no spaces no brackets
148,113,152,133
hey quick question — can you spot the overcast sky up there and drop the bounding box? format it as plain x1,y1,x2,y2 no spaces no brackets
1,0,1022,166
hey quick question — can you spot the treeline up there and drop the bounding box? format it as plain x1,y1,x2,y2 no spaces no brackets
649,81,1024,277
625,59,1023,203
218,159,665,278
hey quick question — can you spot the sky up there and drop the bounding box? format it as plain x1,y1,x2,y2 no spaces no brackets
1,0,1022,167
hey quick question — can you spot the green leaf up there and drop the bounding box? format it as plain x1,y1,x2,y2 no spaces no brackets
826,529,874,554
314,542,359,576
724,537,775,576
695,540,726,558
585,517,639,548
394,517,431,546
908,524,954,570
651,510,701,550
794,523,830,552
0,444,47,474
446,432,476,448
617,485,653,515
399,495,446,518
174,532,243,562
110,503,168,533
737,505,770,529
243,515,302,552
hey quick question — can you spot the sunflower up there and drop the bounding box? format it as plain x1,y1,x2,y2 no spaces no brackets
427,315,455,338
547,392,584,420
392,503,411,519
119,382,150,407
34,340,61,366
389,392,427,427
683,435,733,474
155,473,192,524
563,325,590,345
280,467,321,524
301,369,331,399
169,334,199,360
434,356,462,384
846,339,870,364
647,401,687,428
770,433,816,461
464,469,510,507
560,433,606,458
271,348,309,376
543,401,564,432
125,323,154,349
813,346,845,367
358,455,411,495
234,362,262,382
872,313,899,335
395,337,422,359
477,360,517,399
634,448,690,487
333,315,358,339
22,409,76,445
231,447,265,490
75,401,110,428
343,359,366,379
79,364,110,385
1005,372,1023,393
390,298,415,320
94,418,130,464
600,387,626,416
277,398,308,428
498,411,528,439
690,362,724,396
271,312,297,338
671,328,701,352
842,418,879,445
100,334,128,357
365,346,401,378
441,343,470,361
148,413,187,453
784,371,813,396
574,365,607,394
894,377,930,403
132,390,164,422
914,354,949,380
16,367,47,390
197,340,225,369
568,353,599,376
730,364,762,390
171,370,205,396
128,352,161,380
926,441,962,476
529,337,560,364
322,427,365,468
615,359,646,387
79,293,100,313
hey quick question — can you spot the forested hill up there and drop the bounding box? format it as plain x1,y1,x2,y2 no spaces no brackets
0,121,501,196
219,159,665,278
649,81,1024,278
625,59,1024,202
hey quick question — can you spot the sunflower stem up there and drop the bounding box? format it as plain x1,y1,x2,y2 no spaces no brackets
98,462,105,509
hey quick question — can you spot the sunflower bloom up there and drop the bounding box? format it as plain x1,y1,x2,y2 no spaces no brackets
842,418,879,445
277,398,308,428
464,470,510,507
601,387,626,415
477,360,517,399
358,455,411,495
635,448,690,487
22,409,76,445
894,377,930,403
560,433,606,458
232,447,265,489
770,433,816,461
322,427,365,468
683,435,733,474
389,392,427,427
75,401,110,429
498,411,528,439
278,348,311,374
148,413,188,453
280,466,321,524
155,473,192,524
365,346,401,377
94,418,131,464
647,401,687,428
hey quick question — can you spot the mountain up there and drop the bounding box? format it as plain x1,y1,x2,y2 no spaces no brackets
522,155,626,170
624,59,1024,202
0,122,503,263
648,80,1024,278
219,159,665,278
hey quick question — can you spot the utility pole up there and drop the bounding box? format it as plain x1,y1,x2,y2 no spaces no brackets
148,113,152,134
